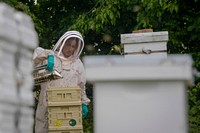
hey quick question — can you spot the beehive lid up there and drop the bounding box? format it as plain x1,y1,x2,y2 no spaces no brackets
83,54,193,84
121,31,168,44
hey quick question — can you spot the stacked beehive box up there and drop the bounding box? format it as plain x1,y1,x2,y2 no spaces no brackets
15,10,38,133
121,30,168,59
0,2,38,133
47,86,83,133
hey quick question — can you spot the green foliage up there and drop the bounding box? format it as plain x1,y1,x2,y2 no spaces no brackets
136,0,200,54
188,83,200,132
83,99,93,132
0,0,17,6
69,0,121,34
136,0,178,29
69,0,140,55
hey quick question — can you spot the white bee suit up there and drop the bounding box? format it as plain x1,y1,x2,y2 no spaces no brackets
33,31,90,133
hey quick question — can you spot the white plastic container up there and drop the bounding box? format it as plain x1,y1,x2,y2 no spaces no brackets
83,55,193,133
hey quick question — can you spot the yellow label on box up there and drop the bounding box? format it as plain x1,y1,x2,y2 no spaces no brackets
54,120,62,127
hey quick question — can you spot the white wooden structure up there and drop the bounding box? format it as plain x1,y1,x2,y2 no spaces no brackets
0,2,38,133
121,31,168,59
84,55,193,133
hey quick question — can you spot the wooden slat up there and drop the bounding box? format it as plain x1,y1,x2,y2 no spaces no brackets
124,42,167,53
121,31,168,44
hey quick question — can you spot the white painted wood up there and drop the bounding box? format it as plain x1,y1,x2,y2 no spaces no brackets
84,55,193,133
0,3,20,44
121,31,168,58
121,31,168,44
94,81,188,133
18,106,34,132
124,53,167,59
124,42,167,54
0,103,18,131
84,55,193,83
0,2,38,132
14,12,38,50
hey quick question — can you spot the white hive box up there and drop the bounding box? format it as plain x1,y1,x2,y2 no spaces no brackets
121,31,168,59
0,102,18,133
14,11,38,107
18,106,34,133
0,2,20,78
14,11,38,50
0,2,37,133
14,10,37,133
0,3,20,45
18,48,34,75
17,48,35,106
0,3,20,105
84,55,193,133
0,76,19,105
18,75,34,106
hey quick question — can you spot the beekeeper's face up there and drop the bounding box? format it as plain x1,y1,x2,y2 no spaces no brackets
62,38,78,58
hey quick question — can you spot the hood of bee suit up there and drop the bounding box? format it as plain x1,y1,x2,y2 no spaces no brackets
52,31,84,61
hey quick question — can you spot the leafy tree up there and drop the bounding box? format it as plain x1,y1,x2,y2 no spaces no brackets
69,0,141,55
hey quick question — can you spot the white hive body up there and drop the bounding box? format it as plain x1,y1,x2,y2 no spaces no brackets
0,103,19,133
14,11,38,107
0,2,38,133
84,55,193,133
18,106,34,133
0,3,20,106
121,31,168,59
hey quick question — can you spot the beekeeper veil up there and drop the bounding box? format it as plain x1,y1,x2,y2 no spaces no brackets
52,31,84,60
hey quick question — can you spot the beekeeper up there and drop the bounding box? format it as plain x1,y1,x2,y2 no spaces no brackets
33,31,90,133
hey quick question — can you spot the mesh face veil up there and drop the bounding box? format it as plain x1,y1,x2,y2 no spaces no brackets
52,31,84,60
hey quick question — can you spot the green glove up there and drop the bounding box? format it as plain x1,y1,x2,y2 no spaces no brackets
82,103,88,118
47,54,54,71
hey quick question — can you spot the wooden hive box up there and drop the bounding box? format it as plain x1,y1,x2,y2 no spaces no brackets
47,86,83,132
121,31,168,58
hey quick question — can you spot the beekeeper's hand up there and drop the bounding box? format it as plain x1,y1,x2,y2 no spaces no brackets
82,103,88,118
47,54,54,71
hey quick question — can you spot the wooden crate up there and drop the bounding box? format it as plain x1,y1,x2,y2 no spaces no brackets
48,86,81,103
48,129,83,133
47,86,83,131
48,104,82,130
